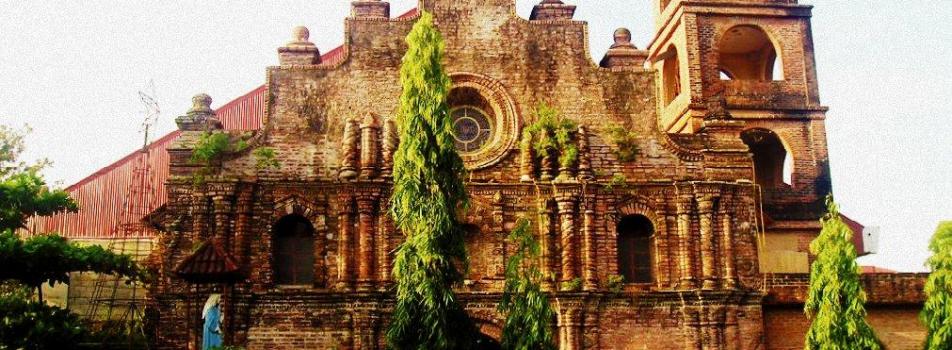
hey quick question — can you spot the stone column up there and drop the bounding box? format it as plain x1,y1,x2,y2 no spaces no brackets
520,133,535,182
724,308,740,350
719,192,738,289
234,187,253,266
558,308,583,350
539,199,556,291
492,192,506,278
377,200,392,287
664,203,680,290
684,308,703,350
557,194,579,289
676,194,697,289
697,195,717,290
359,114,379,179
340,118,360,181
581,196,597,291
338,194,355,290
356,196,376,290
540,130,555,181
381,117,397,179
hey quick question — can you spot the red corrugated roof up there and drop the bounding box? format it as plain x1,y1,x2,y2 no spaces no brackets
28,11,423,239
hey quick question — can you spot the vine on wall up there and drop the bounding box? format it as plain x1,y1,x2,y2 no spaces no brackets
521,104,579,176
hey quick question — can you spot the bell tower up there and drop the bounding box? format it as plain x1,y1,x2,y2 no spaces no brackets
648,0,832,273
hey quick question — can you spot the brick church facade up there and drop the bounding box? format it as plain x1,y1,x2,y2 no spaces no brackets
149,0,927,349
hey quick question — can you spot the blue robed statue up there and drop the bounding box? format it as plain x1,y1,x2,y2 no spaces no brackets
202,294,223,350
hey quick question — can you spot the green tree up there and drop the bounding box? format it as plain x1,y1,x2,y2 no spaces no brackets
386,11,477,350
922,221,952,349
0,124,143,349
804,195,881,349
498,218,555,350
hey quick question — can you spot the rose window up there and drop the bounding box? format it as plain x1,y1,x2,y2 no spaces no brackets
451,106,493,153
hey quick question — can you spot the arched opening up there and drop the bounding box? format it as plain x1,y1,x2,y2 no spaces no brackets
718,25,783,81
660,46,682,105
616,215,654,284
272,214,316,285
741,128,793,188
462,224,493,281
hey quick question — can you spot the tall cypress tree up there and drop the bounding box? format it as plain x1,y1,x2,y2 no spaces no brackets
386,11,477,350
922,221,952,349
804,195,881,349
499,218,556,350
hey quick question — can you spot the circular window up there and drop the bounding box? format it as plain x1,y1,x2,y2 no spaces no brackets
452,106,493,153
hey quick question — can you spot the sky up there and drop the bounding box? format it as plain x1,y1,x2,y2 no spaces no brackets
1,1,949,272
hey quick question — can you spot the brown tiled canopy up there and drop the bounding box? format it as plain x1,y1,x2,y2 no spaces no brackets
174,240,242,283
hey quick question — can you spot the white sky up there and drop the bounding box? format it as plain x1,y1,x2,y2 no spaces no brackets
1,1,950,272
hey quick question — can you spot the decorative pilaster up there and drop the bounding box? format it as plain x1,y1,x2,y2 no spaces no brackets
539,198,556,291
234,187,253,267
540,129,555,182
520,133,535,182
376,200,392,287
724,308,740,350
381,117,397,178
352,309,380,350
359,114,379,180
340,118,360,181
697,194,718,290
683,308,703,350
576,126,593,181
719,191,738,289
337,194,355,290
356,196,376,290
557,194,579,289
676,193,697,289
492,191,506,278
581,196,597,291
703,307,726,349
557,307,583,350
664,202,680,290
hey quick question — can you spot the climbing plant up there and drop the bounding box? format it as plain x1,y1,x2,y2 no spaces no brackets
499,218,556,350
606,124,639,162
521,104,579,171
922,221,952,350
386,11,477,350
252,147,280,169
189,131,250,184
803,195,881,349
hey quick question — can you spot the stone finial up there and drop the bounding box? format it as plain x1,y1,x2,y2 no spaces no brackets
176,93,222,131
600,27,649,70
611,28,633,49
351,0,390,19
530,0,576,21
278,26,322,66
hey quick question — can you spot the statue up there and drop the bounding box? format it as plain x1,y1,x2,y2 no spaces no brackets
202,294,223,350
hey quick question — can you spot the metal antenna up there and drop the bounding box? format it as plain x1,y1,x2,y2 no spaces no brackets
82,81,161,349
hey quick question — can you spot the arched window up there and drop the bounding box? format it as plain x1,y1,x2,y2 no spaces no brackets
741,128,793,188
617,215,654,284
273,214,316,285
718,25,783,81
661,46,682,105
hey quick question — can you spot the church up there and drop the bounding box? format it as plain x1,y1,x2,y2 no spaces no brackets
140,0,927,349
